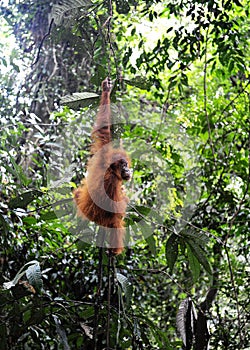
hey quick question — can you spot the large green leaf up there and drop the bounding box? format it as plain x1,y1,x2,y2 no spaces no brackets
176,298,197,350
3,261,41,290
117,272,133,308
145,234,157,256
186,239,212,275
186,244,200,282
60,92,99,109
9,190,43,209
166,233,179,272
40,211,58,221
26,262,43,292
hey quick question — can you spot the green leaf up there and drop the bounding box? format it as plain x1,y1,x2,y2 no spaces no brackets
131,27,136,36
181,73,188,86
3,260,40,290
80,306,95,319
1,58,7,67
181,231,209,245
186,244,200,282
168,80,176,89
135,205,151,216
186,239,212,275
12,62,20,72
176,298,197,348
124,76,150,90
117,273,133,308
7,152,30,186
22,216,37,225
60,92,99,109
26,263,43,291
40,211,58,221
9,190,43,209
122,47,132,67
166,233,179,272
234,0,243,6
146,235,157,256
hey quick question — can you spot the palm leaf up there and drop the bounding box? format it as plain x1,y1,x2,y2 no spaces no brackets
51,0,93,26
60,92,99,109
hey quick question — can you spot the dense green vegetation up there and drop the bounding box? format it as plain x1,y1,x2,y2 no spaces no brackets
0,1,249,349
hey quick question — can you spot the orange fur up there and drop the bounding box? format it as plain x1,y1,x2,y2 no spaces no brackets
74,78,131,255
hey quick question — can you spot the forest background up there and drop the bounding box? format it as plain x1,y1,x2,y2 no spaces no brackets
0,0,249,349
